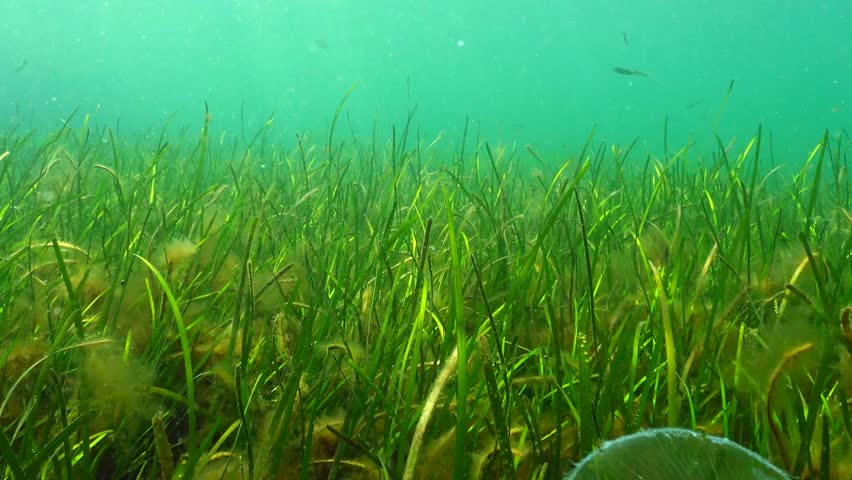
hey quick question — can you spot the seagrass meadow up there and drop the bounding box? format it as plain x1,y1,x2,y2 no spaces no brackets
0,109,850,480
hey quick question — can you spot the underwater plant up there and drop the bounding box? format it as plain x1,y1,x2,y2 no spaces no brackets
565,428,788,480
0,107,848,479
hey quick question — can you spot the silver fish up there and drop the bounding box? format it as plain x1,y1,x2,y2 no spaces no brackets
612,66,648,77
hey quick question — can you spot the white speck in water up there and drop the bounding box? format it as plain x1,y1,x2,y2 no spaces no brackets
457,40,465,47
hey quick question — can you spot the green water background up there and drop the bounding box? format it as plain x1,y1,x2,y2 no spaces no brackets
1,0,849,165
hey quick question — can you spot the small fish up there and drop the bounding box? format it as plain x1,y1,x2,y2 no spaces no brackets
612,66,648,77
15,59,27,73
622,32,629,45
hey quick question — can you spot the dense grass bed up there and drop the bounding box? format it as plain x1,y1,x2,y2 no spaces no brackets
0,112,849,479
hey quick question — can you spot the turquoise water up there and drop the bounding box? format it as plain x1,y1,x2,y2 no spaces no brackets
2,1,849,162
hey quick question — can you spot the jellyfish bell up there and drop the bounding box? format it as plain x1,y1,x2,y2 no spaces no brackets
565,428,788,480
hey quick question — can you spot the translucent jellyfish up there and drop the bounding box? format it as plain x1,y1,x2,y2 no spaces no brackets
565,428,788,480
